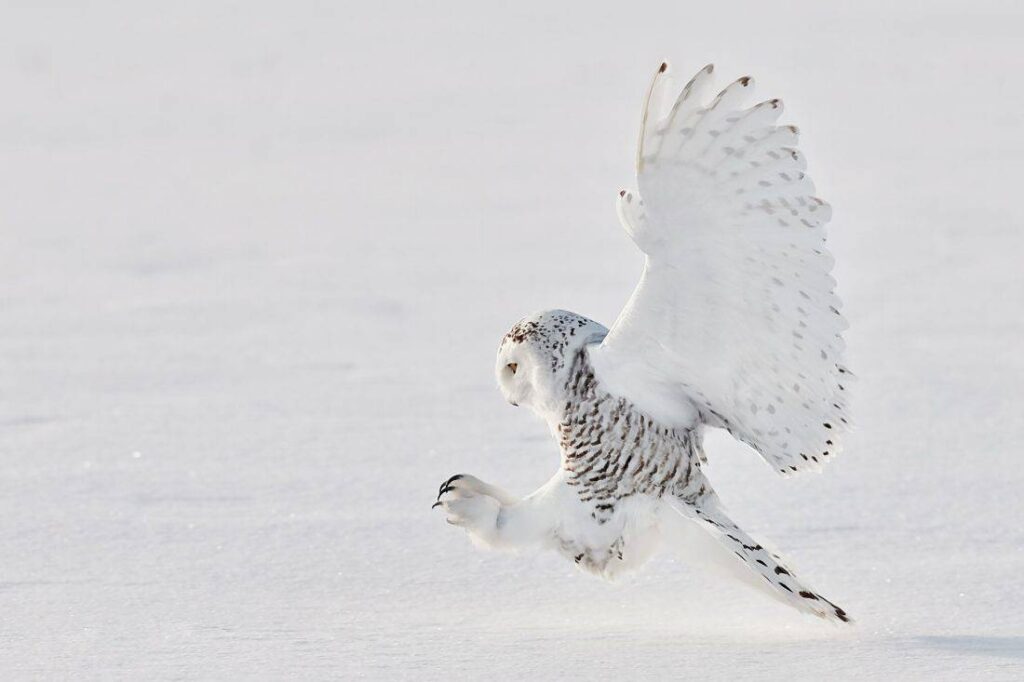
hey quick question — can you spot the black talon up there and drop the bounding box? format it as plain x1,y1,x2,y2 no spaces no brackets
437,474,464,498
436,474,465,500
431,501,443,509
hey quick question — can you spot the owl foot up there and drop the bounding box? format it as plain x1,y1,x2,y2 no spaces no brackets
432,474,504,544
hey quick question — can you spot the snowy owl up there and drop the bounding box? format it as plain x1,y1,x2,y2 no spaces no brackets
433,63,852,622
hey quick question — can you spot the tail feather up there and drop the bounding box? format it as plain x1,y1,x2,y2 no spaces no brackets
661,495,851,623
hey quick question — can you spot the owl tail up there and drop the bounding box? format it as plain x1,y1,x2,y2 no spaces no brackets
660,495,851,623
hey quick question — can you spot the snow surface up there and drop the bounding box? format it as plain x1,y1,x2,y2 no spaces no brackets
2,1,1023,679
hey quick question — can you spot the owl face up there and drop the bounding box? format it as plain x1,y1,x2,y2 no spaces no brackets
496,310,608,416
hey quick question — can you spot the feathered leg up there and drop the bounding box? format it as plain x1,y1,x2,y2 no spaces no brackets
433,473,558,551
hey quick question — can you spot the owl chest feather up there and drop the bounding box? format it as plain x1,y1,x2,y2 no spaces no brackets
556,351,708,524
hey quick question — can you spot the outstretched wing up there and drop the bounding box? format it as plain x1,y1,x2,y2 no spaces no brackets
659,493,851,622
592,63,850,475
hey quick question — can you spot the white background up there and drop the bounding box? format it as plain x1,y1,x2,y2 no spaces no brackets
2,1,1022,679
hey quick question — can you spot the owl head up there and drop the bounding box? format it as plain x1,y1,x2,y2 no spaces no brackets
496,310,608,416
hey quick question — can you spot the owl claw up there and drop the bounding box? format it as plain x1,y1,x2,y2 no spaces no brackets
433,474,506,537
437,474,464,499
433,474,524,548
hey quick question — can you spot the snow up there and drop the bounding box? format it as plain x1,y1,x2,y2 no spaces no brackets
2,1,1023,679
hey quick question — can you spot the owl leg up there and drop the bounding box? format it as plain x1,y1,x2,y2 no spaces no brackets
433,474,557,550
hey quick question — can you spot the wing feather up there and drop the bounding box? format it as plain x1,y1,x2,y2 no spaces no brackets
595,63,851,475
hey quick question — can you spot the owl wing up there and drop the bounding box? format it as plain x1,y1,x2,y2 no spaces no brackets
592,63,850,475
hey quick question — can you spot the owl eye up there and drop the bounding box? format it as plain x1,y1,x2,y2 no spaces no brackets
507,363,518,375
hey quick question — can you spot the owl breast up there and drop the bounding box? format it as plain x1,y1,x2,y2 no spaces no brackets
557,347,710,524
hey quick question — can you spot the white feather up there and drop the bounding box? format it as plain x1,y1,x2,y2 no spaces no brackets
592,62,851,475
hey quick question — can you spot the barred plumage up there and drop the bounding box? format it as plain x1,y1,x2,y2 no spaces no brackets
559,348,704,512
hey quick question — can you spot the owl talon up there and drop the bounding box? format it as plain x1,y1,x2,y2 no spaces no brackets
432,474,508,544
437,474,464,499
